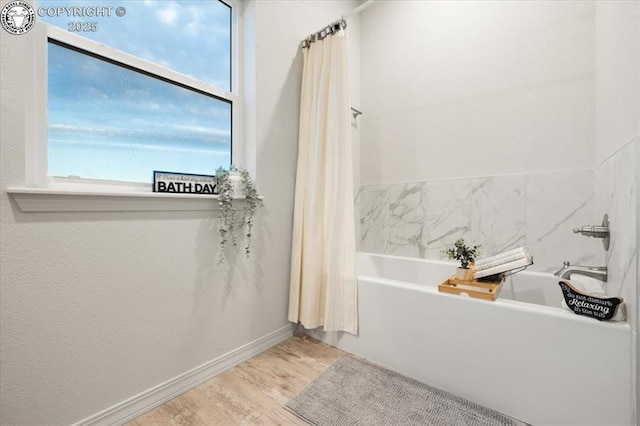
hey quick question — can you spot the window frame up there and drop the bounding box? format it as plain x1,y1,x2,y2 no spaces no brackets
24,0,242,194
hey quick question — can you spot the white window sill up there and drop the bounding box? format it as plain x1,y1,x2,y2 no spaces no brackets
7,187,257,213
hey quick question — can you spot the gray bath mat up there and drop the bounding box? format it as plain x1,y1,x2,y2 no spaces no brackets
286,355,525,426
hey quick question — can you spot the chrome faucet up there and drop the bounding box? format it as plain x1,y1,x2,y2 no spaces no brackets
573,214,610,250
554,261,608,282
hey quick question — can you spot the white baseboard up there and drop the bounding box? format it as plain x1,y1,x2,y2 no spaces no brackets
73,324,294,426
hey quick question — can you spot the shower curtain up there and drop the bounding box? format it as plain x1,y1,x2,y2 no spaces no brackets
288,26,357,334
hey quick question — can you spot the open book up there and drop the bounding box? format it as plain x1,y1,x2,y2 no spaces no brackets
474,247,533,279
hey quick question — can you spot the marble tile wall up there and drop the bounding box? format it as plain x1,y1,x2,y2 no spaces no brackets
594,138,638,426
359,169,601,273
594,138,638,331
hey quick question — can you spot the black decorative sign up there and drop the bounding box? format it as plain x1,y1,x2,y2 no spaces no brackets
153,171,218,195
558,280,623,321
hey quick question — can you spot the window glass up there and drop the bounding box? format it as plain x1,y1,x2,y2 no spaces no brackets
47,41,231,183
39,0,231,90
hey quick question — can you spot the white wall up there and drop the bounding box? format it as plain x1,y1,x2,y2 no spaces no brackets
360,0,595,185
637,135,640,426
0,0,357,424
356,0,600,272
595,0,640,165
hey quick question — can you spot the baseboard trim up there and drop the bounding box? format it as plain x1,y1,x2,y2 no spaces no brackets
73,324,294,426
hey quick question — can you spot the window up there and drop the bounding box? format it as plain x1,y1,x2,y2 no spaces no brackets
28,0,239,188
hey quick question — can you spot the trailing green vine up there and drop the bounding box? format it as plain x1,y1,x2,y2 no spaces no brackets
239,168,263,257
216,166,235,263
215,165,263,264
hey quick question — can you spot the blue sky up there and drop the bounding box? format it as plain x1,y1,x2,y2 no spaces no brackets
40,0,232,183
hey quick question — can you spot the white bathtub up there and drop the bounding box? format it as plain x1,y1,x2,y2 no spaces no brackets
307,252,633,425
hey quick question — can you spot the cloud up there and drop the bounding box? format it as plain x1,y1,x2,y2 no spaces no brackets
48,122,231,143
49,137,230,157
156,3,179,27
49,124,99,132
173,124,231,138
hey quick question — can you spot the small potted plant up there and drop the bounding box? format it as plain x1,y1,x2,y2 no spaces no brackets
215,165,263,264
445,238,481,281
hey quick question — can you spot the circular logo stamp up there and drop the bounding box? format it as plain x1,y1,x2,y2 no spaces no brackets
1,1,35,35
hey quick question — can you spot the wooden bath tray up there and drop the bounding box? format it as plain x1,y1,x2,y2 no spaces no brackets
438,275,504,301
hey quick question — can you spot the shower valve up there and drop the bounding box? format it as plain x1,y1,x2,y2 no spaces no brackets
573,225,609,238
573,214,610,251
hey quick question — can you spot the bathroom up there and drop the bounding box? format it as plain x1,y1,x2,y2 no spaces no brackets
0,0,637,425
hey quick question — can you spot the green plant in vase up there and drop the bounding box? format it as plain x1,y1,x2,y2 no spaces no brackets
445,238,481,280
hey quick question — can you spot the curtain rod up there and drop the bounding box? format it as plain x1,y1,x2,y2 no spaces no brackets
300,0,377,49
301,19,346,49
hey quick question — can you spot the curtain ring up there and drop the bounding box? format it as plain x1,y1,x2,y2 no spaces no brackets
341,19,347,29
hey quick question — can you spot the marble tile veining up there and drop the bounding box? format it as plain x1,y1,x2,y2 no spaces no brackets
423,179,472,260
359,185,391,254
359,168,600,273
386,182,428,258
595,138,638,332
525,169,598,272
470,175,526,258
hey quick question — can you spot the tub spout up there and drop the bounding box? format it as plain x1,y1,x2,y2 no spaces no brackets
554,260,608,282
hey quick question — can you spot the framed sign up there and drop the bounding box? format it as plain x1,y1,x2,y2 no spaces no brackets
153,171,218,195
558,280,623,321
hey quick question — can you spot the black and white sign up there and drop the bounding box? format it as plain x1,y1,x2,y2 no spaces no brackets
558,280,623,321
153,171,218,195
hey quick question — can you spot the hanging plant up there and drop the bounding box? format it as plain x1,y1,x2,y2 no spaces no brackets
215,165,263,264
239,168,261,257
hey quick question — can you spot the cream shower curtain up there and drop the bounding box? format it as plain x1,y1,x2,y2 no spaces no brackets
288,27,357,334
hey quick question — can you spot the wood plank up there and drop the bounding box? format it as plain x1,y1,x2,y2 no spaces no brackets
126,334,345,425
438,274,504,301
